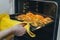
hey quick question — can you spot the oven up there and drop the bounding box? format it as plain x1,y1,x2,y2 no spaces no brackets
10,0,59,40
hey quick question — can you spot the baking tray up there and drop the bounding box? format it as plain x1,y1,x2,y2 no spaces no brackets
10,13,54,31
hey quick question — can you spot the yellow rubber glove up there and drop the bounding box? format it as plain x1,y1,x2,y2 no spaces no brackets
24,23,36,37
0,13,10,31
0,13,22,40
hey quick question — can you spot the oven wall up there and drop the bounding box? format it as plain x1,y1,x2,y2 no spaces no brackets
0,0,9,14
9,0,15,14
0,0,15,14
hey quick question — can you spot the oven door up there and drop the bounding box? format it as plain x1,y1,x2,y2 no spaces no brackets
10,1,59,40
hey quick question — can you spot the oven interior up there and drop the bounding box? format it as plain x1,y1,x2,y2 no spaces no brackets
10,0,58,40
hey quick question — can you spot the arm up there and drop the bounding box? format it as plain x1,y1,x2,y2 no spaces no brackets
0,24,26,39
0,28,13,39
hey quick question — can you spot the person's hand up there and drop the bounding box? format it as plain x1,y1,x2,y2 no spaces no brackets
12,24,26,36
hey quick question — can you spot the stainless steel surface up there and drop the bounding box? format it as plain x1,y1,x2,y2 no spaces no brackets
57,18,60,40
9,0,15,14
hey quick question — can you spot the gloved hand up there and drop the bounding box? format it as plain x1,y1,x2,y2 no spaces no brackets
0,13,36,40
